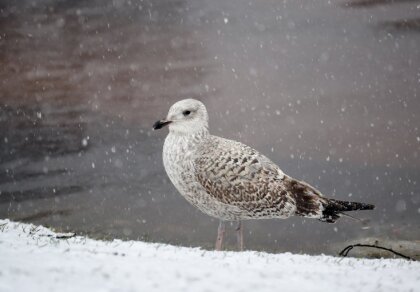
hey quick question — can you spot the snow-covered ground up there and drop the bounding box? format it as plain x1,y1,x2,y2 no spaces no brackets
0,219,419,292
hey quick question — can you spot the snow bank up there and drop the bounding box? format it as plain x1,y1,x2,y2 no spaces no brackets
0,219,419,292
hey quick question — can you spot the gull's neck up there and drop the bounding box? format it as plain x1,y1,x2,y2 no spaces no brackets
165,128,209,160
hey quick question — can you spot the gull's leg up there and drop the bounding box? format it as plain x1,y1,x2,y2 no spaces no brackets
236,221,244,251
215,220,226,251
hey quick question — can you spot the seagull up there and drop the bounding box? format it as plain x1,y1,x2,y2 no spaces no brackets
153,99,374,251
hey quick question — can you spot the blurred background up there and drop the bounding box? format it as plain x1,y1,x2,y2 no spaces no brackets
0,0,419,255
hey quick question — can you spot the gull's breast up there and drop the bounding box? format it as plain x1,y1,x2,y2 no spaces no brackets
162,133,243,220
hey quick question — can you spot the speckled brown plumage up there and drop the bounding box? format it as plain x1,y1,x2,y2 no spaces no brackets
194,136,297,220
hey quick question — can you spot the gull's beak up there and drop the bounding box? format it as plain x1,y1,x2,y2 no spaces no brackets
153,119,172,130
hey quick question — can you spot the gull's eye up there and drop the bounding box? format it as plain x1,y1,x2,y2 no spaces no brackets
183,110,191,116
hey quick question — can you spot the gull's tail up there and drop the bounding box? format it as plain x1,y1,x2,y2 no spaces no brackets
319,198,375,223
284,176,374,223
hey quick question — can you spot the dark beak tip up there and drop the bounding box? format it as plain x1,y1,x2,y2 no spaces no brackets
152,120,161,130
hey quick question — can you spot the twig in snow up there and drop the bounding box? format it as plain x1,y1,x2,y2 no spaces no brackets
339,244,416,261
54,232,76,239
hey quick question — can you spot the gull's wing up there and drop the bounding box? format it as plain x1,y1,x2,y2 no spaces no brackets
194,136,314,218
194,136,374,222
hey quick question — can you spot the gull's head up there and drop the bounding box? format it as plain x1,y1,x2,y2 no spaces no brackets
153,99,209,134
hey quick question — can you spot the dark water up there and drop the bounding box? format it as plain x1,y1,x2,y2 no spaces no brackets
0,0,419,254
